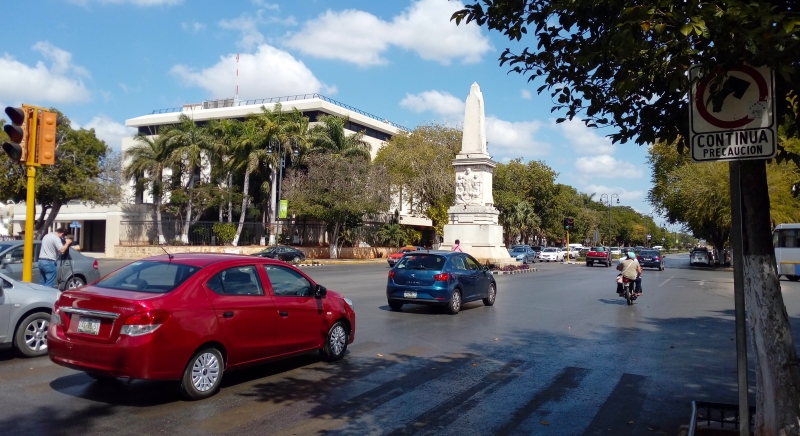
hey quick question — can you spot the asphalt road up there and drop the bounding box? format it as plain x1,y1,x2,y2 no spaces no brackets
1,254,799,436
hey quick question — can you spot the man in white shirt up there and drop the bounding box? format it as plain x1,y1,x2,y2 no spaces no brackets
39,227,72,288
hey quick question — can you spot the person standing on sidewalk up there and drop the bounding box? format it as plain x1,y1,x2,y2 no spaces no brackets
451,239,463,252
39,227,72,288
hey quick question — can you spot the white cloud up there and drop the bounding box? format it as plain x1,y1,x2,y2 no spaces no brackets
575,155,644,179
251,0,279,10
69,0,182,5
0,42,91,104
400,90,464,118
520,89,532,100
181,21,205,33
486,116,550,157
285,0,492,67
75,114,136,152
170,44,335,100
220,15,266,50
556,119,615,155
583,184,644,203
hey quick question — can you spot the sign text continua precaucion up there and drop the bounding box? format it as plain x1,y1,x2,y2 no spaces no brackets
694,129,770,159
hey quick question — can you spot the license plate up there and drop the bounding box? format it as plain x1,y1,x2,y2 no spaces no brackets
404,291,417,298
77,317,101,335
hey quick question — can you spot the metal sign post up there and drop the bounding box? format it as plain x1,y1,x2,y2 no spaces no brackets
729,161,750,436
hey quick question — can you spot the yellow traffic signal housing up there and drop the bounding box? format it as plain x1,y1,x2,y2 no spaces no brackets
37,111,58,165
2,106,30,162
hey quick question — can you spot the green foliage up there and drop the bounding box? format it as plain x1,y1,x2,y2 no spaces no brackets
212,222,237,245
375,123,462,234
452,1,800,165
376,223,407,248
308,114,371,159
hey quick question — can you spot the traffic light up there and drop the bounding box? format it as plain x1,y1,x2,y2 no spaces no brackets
36,110,59,165
2,106,30,162
564,217,574,230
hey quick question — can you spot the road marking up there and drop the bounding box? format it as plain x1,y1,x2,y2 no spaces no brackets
658,276,674,287
699,281,705,286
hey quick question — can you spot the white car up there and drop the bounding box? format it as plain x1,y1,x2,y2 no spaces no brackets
610,247,621,256
539,247,565,262
562,247,582,260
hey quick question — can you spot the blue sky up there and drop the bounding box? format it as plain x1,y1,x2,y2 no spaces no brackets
0,0,664,224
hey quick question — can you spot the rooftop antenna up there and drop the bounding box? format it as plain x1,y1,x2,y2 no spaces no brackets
160,245,174,260
235,53,239,103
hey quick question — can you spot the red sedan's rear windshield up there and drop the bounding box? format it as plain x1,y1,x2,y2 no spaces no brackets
93,261,201,293
395,254,446,271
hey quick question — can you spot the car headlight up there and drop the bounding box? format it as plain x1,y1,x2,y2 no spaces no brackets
344,298,354,310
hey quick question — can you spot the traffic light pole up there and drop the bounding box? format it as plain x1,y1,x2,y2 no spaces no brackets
22,166,36,282
21,107,40,283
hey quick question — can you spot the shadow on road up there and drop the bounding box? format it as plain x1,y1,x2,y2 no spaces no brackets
1,309,799,435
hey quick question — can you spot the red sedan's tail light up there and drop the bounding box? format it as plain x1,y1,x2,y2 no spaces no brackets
637,256,642,261
433,273,449,281
121,309,170,336
388,271,396,279
51,304,62,326
655,256,660,261
92,260,98,270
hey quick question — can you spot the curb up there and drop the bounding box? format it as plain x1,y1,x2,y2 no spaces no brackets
492,268,538,275
296,263,325,267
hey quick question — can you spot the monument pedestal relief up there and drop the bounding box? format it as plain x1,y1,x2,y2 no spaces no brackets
442,83,515,265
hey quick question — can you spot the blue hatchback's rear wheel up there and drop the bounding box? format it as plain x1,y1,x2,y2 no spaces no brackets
446,289,462,315
388,300,403,311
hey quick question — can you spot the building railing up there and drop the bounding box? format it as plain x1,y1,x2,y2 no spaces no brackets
688,401,755,436
149,94,409,131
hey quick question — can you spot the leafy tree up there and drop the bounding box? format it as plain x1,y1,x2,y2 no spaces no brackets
227,119,272,246
493,158,558,242
0,111,120,238
308,115,371,159
454,2,800,428
375,123,462,239
123,133,170,244
282,154,390,258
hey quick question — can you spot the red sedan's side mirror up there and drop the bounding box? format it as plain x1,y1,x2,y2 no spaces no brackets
315,284,327,298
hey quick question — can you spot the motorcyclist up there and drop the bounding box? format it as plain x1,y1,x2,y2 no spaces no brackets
617,251,643,296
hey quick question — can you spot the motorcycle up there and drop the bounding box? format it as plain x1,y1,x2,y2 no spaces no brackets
616,274,638,306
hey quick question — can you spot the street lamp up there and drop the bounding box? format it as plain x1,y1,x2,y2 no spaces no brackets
599,193,619,245
267,137,300,246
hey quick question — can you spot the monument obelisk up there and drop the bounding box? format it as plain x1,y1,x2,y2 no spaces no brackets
442,83,514,265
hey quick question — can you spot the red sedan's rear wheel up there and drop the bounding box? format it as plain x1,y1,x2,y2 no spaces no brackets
180,347,224,400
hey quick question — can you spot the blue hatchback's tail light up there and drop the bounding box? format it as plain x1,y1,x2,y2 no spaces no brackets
433,273,449,281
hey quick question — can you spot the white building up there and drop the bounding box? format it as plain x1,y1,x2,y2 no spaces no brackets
10,94,431,257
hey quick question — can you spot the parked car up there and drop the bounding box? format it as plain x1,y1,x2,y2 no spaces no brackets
0,241,100,290
387,246,419,267
585,246,613,267
539,247,564,262
386,251,496,314
637,249,665,270
531,246,544,258
508,245,537,264
48,253,355,400
252,245,306,263
690,247,715,267
0,272,60,357
609,247,621,256
562,246,581,260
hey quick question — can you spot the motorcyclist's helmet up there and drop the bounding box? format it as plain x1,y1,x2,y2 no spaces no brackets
628,252,637,259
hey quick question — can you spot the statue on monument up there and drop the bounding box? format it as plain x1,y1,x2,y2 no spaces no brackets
455,167,482,205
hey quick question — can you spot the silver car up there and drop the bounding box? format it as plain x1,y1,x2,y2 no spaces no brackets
0,241,100,290
0,272,59,357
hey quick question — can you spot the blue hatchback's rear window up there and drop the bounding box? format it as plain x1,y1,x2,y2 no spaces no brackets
396,254,446,271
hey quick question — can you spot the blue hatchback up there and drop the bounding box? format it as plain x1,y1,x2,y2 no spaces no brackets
386,251,497,314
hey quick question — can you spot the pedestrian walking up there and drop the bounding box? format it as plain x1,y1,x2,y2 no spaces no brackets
451,239,463,252
39,227,72,288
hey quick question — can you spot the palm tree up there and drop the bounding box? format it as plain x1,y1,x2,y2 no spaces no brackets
251,104,311,244
162,114,213,244
308,114,371,160
206,118,242,223
229,119,273,246
123,133,169,244
510,201,541,244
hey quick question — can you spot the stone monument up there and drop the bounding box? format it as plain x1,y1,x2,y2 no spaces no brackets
442,83,514,265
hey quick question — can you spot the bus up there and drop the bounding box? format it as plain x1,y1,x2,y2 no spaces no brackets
773,223,800,281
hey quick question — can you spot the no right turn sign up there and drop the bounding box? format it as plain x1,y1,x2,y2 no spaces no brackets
689,65,777,162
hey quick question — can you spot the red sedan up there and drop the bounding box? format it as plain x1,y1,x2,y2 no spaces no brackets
48,253,355,400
